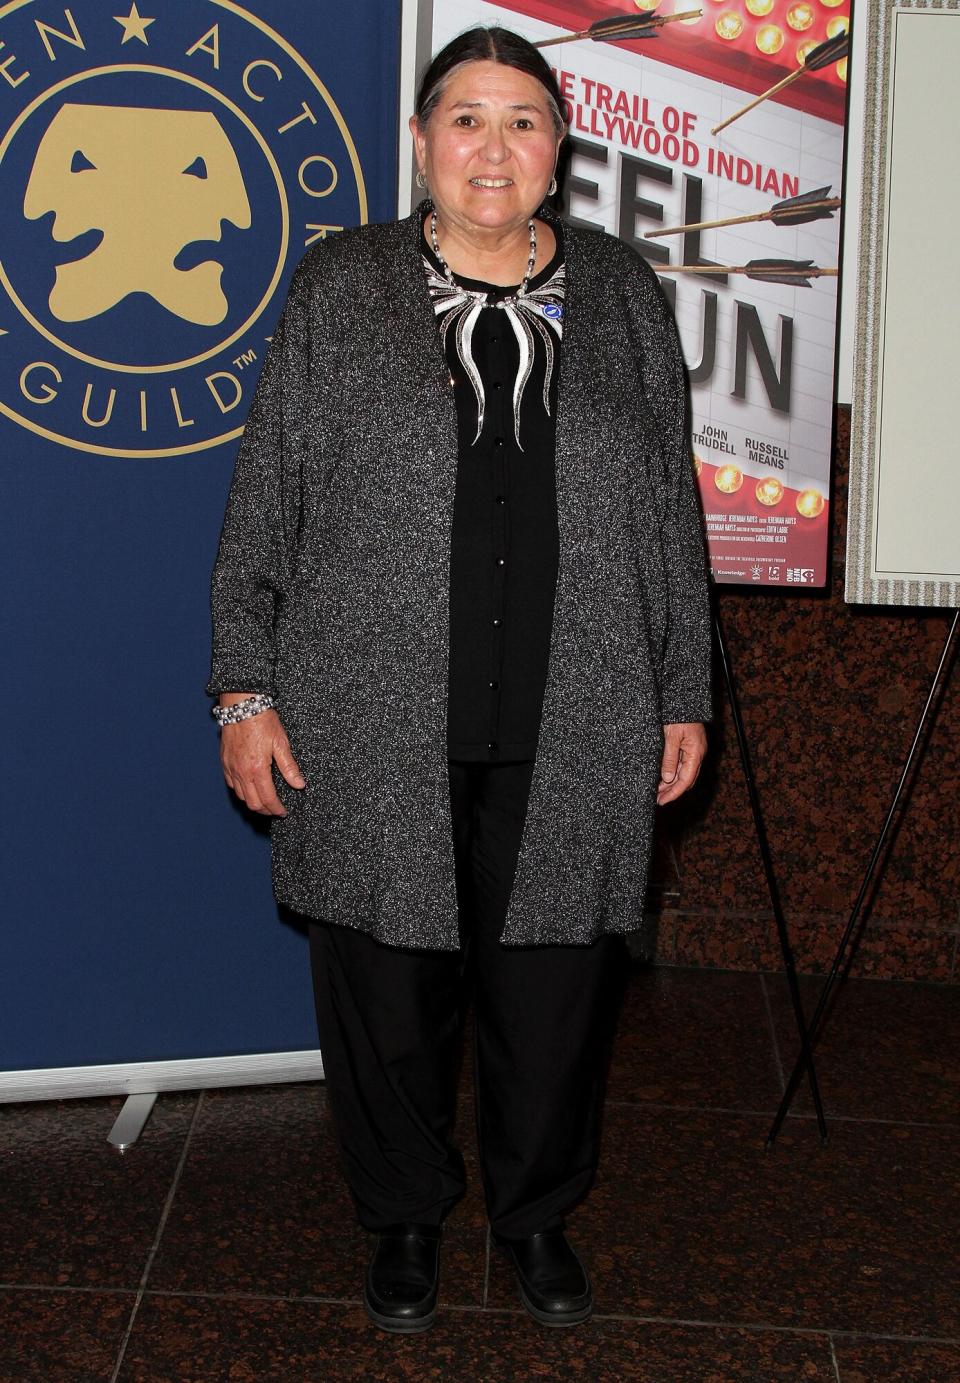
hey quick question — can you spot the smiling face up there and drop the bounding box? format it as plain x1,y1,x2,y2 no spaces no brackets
410,59,561,243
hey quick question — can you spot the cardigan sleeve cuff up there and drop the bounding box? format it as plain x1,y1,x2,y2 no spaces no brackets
206,660,276,699
660,692,713,726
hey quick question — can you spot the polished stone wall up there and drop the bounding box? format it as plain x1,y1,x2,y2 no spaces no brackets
647,408,960,982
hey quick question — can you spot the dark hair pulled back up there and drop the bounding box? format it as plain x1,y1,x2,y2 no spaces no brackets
415,26,566,135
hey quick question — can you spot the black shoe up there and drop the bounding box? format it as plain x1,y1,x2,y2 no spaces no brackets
495,1230,593,1327
363,1223,441,1333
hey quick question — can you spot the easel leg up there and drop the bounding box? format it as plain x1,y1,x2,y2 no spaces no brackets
767,608,959,1146
713,605,828,1144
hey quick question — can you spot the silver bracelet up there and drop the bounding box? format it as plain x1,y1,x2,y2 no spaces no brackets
212,693,275,727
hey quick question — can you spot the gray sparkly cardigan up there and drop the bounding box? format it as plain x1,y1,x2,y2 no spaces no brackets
209,209,712,949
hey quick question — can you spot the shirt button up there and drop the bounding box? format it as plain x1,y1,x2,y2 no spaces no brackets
489,680,500,690
494,437,504,449
488,741,498,751
495,557,505,567
493,380,502,391
492,617,502,628
495,495,506,505
490,335,499,345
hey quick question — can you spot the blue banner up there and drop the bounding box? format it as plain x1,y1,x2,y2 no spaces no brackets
0,0,400,1070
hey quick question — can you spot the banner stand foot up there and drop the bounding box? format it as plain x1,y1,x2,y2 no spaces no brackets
107,1093,158,1152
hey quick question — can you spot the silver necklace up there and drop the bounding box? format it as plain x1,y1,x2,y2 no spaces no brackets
429,209,537,307
423,212,565,450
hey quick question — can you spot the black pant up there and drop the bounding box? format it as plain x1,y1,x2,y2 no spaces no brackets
309,760,621,1238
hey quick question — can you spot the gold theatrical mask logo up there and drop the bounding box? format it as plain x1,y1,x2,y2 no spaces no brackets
0,0,367,457
24,104,251,326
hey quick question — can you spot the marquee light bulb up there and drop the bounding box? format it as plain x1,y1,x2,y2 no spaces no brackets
633,0,660,9
693,454,703,476
796,488,825,518
756,476,784,507
745,0,775,14
826,16,849,36
796,40,817,65
836,57,848,81
715,464,743,493
786,3,816,29
756,23,785,54
819,0,845,8
716,11,745,38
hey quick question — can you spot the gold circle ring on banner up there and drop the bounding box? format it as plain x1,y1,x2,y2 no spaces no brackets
0,67,290,374
0,0,368,457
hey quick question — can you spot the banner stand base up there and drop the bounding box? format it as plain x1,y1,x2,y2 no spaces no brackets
0,1050,325,1108
107,1093,158,1152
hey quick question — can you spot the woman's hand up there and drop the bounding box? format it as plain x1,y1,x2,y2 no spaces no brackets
657,722,707,806
219,699,305,817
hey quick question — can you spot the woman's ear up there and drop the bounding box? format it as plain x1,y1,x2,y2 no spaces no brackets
409,114,426,169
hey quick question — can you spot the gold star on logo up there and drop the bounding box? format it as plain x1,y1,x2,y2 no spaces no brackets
113,3,155,44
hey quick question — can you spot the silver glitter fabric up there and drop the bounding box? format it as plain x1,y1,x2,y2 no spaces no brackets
208,208,712,950
423,254,565,448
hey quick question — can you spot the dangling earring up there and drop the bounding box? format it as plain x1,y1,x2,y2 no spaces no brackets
547,176,558,197
416,169,428,190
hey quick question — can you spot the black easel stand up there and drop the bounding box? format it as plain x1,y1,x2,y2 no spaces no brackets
713,604,828,1144
767,608,959,1148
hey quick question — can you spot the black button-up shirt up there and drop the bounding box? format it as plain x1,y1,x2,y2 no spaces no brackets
423,223,565,762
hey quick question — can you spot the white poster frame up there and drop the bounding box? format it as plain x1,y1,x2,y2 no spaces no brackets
845,0,960,608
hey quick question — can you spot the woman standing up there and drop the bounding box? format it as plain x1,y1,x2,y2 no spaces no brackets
209,26,711,1333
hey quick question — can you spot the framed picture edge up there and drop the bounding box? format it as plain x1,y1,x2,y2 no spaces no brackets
845,0,960,609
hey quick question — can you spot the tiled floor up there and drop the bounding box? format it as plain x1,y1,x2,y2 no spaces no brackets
2,965,958,1382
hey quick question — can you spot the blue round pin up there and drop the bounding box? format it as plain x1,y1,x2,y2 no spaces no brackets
542,302,563,320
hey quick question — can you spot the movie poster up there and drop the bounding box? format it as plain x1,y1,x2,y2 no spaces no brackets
412,1,849,586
